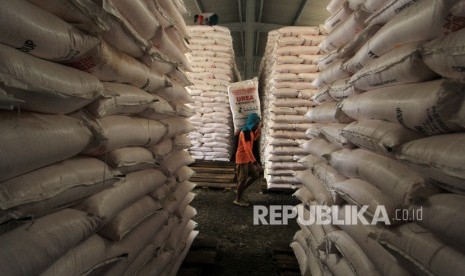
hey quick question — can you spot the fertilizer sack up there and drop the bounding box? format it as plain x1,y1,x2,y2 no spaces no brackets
228,78,261,133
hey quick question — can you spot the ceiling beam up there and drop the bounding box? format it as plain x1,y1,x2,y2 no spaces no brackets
237,0,245,56
194,0,204,13
221,22,286,32
293,0,309,25
245,0,255,79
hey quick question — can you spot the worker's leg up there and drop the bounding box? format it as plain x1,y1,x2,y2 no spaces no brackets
243,162,260,190
234,163,250,206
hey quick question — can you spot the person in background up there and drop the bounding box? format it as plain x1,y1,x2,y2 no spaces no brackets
194,13,219,26
234,113,263,207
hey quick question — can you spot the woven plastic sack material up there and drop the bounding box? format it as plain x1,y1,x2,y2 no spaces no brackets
290,242,311,276
175,193,196,219
74,169,166,224
275,64,319,74
161,150,195,175
327,0,347,13
313,59,351,88
159,117,195,138
273,81,315,90
349,42,438,91
175,166,195,183
150,177,177,201
158,0,190,39
366,0,427,26
312,90,335,105
114,210,169,266
363,0,392,12
100,16,144,58
0,0,99,61
348,0,365,10
378,223,465,276
337,205,411,276
413,194,465,251
396,133,465,193
0,157,118,225
338,24,383,61
275,72,319,83
157,83,193,104
341,120,424,154
333,178,398,219
328,78,359,101
138,94,176,120
270,130,308,140
271,114,310,124
323,254,357,276
340,80,465,135
305,123,323,138
293,187,315,206
294,170,333,206
105,147,158,174
305,102,353,123
277,26,320,37
328,149,438,206
0,111,93,182
270,123,314,132
99,196,163,241
323,2,352,33
274,98,314,108
147,138,173,162
346,0,464,73
277,46,320,56
318,50,340,71
0,209,100,276
87,83,155,117
165,230,199,276
40,234,127,276
85,115,167,155
162,182,196,214
324,231,381,276
0,44,103,114
152,28,191,71
421,27,465,80
302,138,341,158
68,40,171,93
109,0,160,40
27,0,108,34
311,161,347,204
298,154,321,170
320,123,354,149
298,89,319,100
320,10,371,53
0,88,23,110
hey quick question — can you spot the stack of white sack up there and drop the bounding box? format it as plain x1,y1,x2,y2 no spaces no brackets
185,25,239,162
258,26,326,190
0,1,198,275
291,0,465,275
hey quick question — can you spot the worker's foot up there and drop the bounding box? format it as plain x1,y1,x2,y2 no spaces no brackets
233,200,250,207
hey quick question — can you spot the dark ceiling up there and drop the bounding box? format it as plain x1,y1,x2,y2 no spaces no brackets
182,0,331,79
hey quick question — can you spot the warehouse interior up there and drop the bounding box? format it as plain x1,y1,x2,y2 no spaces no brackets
0,0,464,276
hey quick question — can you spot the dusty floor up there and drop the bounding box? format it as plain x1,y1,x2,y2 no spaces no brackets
186,180,300,275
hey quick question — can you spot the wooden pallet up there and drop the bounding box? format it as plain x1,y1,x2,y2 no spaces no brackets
190,161,237,190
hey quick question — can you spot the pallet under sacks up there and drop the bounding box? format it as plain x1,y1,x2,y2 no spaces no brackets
185,25,240,162
290,0,465,275
0,0,198,275
258,26,327,190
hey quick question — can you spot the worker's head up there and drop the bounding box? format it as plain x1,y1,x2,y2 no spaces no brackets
242,113,261,132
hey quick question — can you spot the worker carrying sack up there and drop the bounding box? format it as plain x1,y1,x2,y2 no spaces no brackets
228,78,261,134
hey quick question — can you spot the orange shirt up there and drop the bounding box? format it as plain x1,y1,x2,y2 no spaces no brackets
235,129,260,164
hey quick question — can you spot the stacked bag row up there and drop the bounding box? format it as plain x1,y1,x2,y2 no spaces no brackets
185,25,239,162
258,26,326,189
0,0,199,275
291,0,465,275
